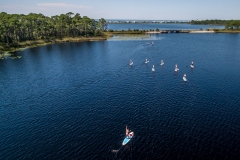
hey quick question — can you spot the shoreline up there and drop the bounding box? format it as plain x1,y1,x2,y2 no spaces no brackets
0,36,107,53
1,29,240,54
189,31,215,33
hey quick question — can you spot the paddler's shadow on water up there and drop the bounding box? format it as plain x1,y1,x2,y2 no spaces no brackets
128,65,133,68
122,143,133,152
173,71,179,76
111,140,134,159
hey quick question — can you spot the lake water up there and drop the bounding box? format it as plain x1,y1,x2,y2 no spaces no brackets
108,23,224,30
1,33,240,159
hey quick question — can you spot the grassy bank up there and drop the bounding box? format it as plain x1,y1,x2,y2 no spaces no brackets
0,36,107,53
214,29,240,33
104,31,145,38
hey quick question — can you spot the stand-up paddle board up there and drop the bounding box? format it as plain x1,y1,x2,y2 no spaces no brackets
160,60,164,65
152,65,155,72
183,76,187,81
122,132,134,145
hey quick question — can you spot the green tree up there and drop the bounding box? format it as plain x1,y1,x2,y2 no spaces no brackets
0,12,11,44
98,18,107,31
0,12,104,45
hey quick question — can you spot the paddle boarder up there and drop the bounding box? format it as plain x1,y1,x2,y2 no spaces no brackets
175,64,179,71
129,60,133,66
126,126,131,136
183,74,187,81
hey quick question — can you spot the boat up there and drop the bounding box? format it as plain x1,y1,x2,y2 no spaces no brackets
152,65,155,72
160,60,164,65
122,131,134,145
183,74,187,81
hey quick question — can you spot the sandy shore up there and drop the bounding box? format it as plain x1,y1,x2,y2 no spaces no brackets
146,30,216,34
145,31,161,34
190,31,215,33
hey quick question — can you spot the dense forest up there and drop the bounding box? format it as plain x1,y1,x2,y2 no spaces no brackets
0,12,108,45
191,19,240,29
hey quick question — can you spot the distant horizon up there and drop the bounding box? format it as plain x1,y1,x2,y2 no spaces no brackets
1,0,240,20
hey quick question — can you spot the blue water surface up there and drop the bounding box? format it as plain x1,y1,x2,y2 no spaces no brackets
0,33,240,159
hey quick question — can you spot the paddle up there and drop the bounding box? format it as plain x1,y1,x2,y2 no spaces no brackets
111,146,123,153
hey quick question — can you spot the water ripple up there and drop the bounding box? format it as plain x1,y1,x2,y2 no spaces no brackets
1,34,240,159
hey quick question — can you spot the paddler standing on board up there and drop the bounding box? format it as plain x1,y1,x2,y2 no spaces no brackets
126,126,130,136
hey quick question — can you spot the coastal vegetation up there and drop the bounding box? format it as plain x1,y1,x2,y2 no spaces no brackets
1,12,240,53
191,19,240,30
0,12,108,52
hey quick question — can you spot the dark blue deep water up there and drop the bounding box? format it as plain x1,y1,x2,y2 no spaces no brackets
1,33,240,159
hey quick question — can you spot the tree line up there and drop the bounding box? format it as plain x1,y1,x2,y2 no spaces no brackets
0,12,108,45
190,19,240,29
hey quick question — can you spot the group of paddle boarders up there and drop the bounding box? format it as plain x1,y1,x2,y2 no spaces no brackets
146,41,154,45
130,59,194,82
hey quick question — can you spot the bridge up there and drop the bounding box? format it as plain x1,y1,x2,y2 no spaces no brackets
146,30,190,34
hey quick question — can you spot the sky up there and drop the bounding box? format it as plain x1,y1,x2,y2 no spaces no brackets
1,0,240,20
